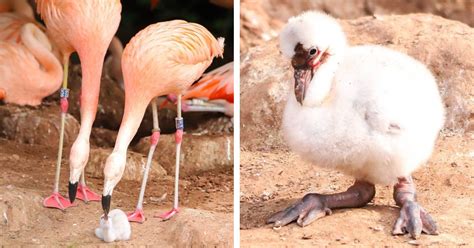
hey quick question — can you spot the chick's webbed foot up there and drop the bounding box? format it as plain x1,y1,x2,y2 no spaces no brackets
267,180,375,228
267,193,331,227
392,176,438,239
392,201,438,239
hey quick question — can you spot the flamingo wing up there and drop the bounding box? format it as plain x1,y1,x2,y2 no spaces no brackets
183,61,233,103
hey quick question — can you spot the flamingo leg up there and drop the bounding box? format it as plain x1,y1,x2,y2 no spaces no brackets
128,98,161,223
158,94,183,220
76,171,101,203
43,57,76,210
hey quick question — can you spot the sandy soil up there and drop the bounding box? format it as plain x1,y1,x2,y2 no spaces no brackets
0,138,233,246
240,132,474,247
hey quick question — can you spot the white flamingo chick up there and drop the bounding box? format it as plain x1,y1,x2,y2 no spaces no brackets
95,209,131,243
267,11,445,239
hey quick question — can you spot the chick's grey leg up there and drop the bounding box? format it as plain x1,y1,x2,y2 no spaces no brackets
267,180,375,227
392,176,438,239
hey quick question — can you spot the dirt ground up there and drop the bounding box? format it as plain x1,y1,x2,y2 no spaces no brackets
0,138,233,246
240,132,474,247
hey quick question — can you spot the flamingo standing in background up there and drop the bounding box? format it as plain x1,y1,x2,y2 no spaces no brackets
0,22,62,105
0,12,62,104
0,13,37,42
37,0,121,209
161,61,234,116
101,20,224,222
104,36,124,89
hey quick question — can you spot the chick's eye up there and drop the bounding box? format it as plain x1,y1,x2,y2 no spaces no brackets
309,48,318,55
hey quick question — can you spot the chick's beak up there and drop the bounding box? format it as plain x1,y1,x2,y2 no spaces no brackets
293,68,313,104
291,46,328,105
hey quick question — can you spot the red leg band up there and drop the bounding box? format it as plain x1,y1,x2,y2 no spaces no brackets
60,98,69,113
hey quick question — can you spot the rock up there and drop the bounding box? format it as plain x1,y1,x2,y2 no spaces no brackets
90,128,117,148
46,64,125,131
85,148,167,182
133,134,233,176
261,0,474,25
190,115,234,135
241,0,474,53
241,0,283,53
0,186,48,232
241,41,290,150
0,104,80,147
241,14,474,150
166,208,232,247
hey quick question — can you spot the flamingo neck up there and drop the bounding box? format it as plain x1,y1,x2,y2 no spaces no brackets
76,48,107,137
113,96,151,153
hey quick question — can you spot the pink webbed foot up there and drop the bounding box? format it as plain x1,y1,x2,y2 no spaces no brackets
43,192,76,210
76,184,101,203
392,201,438,239
127,208,146,223
156,208,179,220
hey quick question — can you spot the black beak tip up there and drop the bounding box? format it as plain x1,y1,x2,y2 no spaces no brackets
102,194,111,216
68,181,78,203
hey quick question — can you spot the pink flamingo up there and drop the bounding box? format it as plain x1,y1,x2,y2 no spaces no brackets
0,22,62,105
0,13,37,43
160,61,234,116
37,0,121,209
0,12,62,104
183,62,233,103
101,20,224,222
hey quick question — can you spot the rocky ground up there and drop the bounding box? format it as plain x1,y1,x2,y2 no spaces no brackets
0,67,234,246
240,132,473,247
240,1,474,247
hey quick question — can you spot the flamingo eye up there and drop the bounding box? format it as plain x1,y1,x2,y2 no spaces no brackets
309,48,318,56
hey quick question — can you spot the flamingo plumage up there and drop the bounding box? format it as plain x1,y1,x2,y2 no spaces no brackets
101,20,224,222
37,0,121,209
183,61,233,103
160,61,234,116
0,12,62,104
0,22,62,105
0,13,37,43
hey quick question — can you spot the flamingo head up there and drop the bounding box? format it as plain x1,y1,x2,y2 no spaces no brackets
279,11,346,106
101,151,126,218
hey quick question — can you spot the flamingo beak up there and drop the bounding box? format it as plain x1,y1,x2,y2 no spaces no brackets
102,194,111,218
102,179,115,218
68,181,78,203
